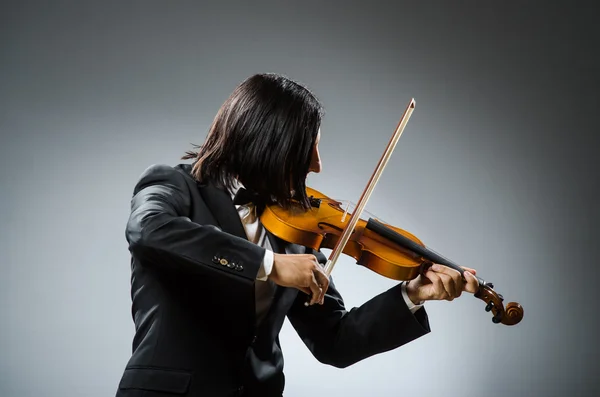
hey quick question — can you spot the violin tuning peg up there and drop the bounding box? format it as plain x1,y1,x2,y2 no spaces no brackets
485,302,494,312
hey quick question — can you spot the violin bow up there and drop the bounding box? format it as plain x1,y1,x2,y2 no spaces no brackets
321,98,524,326
324,98,416,276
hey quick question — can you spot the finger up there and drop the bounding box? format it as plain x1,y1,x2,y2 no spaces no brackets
431,263,462,279
310,256,329,302
463,270,480,293
461,266,477,275
437,273,456,300
432,264,465,298
313,269,329,304
308,274,323,305
451,268,464,298
424,270,446,300
314,268,329,291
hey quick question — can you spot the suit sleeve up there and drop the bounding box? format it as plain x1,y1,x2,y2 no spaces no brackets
125,164,265,282
286,249,431,368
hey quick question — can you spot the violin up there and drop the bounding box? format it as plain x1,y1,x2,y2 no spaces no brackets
261,186,523,325
260,99,524,326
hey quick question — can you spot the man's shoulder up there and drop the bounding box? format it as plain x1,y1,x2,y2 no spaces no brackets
136,162,193,181
131,162,196,194
172,163,195,181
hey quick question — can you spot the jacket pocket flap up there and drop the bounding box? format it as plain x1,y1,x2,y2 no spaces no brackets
119,367,191,394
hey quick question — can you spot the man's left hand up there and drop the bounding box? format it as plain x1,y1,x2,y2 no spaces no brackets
405,264,479,304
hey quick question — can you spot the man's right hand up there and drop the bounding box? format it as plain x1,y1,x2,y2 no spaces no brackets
269,253,329,305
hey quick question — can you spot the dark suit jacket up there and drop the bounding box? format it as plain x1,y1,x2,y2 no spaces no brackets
115,163,431,397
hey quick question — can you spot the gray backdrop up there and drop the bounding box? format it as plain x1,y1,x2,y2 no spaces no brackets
2,1,598,396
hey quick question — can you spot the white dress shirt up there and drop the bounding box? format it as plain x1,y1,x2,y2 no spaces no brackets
229,181,423,321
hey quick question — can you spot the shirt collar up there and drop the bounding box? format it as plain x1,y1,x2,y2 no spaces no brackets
228,178,245,204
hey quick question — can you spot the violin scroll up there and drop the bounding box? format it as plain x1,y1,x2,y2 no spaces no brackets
474,282,524,326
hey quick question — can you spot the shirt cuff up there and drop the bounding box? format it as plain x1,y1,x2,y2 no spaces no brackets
256,249,274,281
401,281,424,314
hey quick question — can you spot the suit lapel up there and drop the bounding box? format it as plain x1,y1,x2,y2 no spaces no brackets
195,179,301,304
196,181,248,240
192,173,302,323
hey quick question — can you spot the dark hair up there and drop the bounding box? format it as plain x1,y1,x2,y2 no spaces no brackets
182,73,324,210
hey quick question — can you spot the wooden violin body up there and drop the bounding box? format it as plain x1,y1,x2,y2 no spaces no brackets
260,186,524,326
261,187,424,280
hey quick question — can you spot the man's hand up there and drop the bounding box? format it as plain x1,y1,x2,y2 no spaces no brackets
405,264,479,304
270,253,329,305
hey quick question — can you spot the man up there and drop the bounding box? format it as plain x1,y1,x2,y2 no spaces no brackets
115,73,479,397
